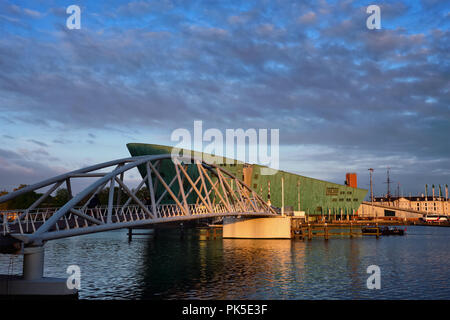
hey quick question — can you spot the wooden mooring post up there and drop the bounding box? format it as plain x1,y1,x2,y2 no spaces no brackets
127,227,155,241
203,227,220,240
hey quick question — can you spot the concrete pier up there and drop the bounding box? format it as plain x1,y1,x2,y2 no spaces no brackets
223,216,292,239
0,246,78,298
0,275,78,298
222,216,408,240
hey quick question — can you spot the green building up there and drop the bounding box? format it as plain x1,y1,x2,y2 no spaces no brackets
127,143,367,218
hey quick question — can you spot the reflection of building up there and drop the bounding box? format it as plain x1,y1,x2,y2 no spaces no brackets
373,196,450,215
127,143,367,217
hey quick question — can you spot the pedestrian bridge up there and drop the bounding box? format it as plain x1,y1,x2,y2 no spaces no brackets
0,154,277,296
0,154,277,248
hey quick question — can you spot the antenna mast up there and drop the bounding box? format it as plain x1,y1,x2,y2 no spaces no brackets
385,167,391,199
368,168,374,203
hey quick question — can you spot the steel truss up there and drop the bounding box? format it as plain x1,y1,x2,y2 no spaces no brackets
0,154,277,246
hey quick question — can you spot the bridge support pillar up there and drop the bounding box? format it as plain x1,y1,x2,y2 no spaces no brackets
23,246,44,280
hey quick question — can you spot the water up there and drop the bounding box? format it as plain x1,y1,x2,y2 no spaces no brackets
1,226,449,299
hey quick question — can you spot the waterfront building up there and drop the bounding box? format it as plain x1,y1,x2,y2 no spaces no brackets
127,143,368,220
373,194,450,215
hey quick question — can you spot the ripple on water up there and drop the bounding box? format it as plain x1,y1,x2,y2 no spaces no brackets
0,226,449,299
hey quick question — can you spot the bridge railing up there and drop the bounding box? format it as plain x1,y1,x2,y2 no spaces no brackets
1,207,59,235
1,202,270,236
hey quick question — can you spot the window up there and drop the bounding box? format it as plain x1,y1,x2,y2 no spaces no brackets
384,210,395,217
326,187,339,196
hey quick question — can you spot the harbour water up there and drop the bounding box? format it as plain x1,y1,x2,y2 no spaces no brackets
0,226,449,299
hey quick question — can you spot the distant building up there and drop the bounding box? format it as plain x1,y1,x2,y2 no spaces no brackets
373,195,450,215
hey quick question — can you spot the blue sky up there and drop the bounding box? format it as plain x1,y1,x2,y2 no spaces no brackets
0,0,449,197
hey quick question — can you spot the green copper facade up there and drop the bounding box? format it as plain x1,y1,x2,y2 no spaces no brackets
127,143,367,216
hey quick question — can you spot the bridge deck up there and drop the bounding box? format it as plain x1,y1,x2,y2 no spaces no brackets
1,204,275,243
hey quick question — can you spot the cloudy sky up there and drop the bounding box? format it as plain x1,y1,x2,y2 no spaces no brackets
0,0,449,197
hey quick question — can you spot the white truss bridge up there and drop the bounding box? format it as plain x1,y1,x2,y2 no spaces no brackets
0,154,277,248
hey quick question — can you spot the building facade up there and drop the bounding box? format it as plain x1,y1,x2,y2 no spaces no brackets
127,143,368,217
373,195,450,215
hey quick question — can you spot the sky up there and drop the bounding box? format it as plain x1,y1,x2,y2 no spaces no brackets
0,0,449,198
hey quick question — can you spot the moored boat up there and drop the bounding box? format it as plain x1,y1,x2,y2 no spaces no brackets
362,226,406,236
380,226,406,236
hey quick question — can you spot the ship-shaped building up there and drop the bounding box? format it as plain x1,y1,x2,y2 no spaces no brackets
127,143,368,219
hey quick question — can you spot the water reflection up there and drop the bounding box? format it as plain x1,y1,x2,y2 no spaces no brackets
0,226,449,299
140,234,298,299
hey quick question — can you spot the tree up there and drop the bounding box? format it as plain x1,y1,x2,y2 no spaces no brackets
0,190,8,210
53,188,71,207
5,185,42,210
136,187,150,203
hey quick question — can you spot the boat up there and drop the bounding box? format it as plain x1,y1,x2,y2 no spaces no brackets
380,226,405,236
419,215,448,223
361,226,406,236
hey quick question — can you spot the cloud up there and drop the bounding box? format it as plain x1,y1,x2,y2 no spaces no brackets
0,0,448,194
52,138,72,144
23,8,41,18
0,148,64,191
228,14,250,25
1,3,42,20
49,7,66,18
116,0,174,17
298,11,316,24
27,139,48,147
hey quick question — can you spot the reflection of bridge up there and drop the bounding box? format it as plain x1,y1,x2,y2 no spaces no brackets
0,154,276,296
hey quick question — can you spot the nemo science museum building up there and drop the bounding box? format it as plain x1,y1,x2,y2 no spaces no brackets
127,143,368,221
